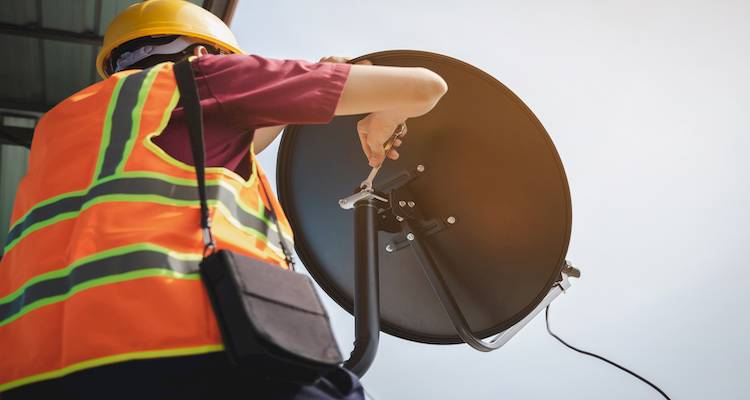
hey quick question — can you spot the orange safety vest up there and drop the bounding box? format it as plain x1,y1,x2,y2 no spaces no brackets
0,62,294,392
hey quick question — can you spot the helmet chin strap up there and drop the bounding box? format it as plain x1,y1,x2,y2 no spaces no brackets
114,36,198,73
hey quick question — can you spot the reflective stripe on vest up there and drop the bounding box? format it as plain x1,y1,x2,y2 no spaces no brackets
0,244,199,327
0,62,294,391
97,66,151,180
3,174,291,256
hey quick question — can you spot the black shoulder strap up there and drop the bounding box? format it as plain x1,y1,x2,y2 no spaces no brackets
255,166,296,269
173,59,294,267
174,59,214,254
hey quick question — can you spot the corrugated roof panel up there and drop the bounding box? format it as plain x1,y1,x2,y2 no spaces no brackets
37,0,97,104
40,0,96,33
0,0,36,25
0,35,44,105
44,41,97,104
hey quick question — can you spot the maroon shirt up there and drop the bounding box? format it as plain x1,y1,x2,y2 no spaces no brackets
154,54,351,179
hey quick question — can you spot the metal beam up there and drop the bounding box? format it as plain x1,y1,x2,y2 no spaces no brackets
0,22,102,46
0,100,52,114
0,127,33,148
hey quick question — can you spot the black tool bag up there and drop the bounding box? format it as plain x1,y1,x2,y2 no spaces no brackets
173,60,343,384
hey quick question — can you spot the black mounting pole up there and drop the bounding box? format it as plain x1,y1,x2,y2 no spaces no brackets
343,197,381,377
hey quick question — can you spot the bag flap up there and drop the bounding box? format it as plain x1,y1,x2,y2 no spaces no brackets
226,252,326,316
246,298,343,365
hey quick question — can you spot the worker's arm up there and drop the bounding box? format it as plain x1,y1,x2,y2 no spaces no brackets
336,64,448,166
252,57,359,155
251,59,448,165
335,65,447,117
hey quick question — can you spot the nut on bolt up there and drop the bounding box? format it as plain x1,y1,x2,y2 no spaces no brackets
385,244,394,253
395,216,404,222
398,200,407,207
406,233,415,241
407,201,415,208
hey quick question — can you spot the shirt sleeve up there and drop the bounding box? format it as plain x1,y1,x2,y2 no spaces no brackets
192,54,351,129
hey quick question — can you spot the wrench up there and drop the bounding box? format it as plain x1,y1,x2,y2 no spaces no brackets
359,123,407,191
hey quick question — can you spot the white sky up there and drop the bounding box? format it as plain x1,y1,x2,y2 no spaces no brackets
235,1,750,398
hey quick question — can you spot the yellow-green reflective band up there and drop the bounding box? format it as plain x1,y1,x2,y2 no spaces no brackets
116,67,162,174
92,76,126,181
3,175,284,255
0,244,201,327
97,69,153,180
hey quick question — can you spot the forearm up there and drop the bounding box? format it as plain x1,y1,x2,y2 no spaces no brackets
252,66,447,154
334,65,447,118
253,125,286,154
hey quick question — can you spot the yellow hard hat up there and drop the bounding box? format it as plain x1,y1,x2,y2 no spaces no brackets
96,0,243,78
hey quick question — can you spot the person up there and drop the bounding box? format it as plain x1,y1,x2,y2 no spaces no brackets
0,0,447,399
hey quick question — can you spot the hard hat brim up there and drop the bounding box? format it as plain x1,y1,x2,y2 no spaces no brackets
96,28,244,78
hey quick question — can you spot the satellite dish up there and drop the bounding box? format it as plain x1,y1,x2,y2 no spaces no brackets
277,50,576,376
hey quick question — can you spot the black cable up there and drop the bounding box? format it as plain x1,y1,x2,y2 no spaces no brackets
545,305,672,400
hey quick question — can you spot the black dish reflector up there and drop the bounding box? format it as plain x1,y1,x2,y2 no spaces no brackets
276,50,571,344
